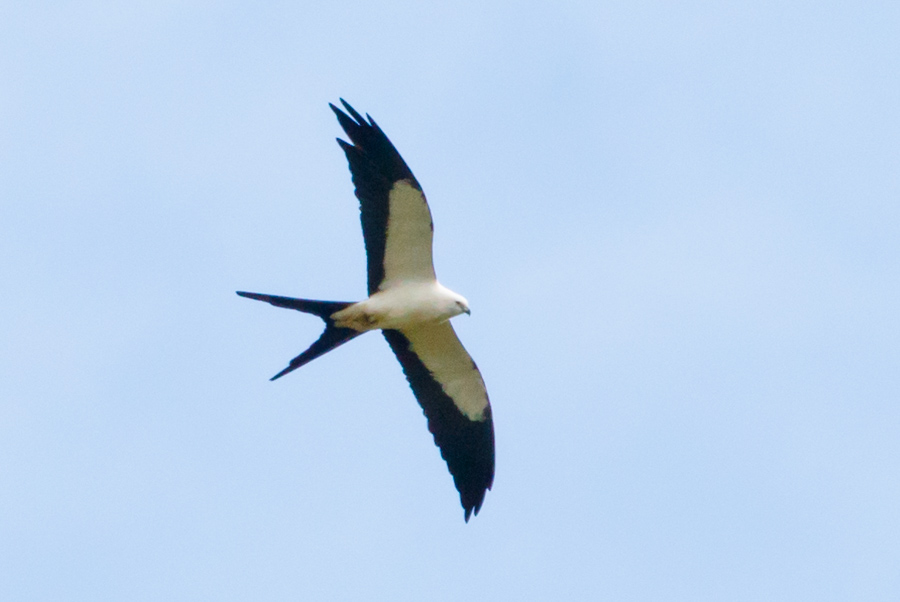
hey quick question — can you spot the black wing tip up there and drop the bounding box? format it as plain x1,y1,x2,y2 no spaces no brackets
328,102,344,122
462,485,491,522
331,98,368,127
329,98,417,192
339,98,367,124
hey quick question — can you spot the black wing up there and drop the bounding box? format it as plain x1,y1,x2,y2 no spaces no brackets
382,325,495,521
331,100,434,295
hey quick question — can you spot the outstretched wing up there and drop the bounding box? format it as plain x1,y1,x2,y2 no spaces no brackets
331,100,436,295
382,323,494,521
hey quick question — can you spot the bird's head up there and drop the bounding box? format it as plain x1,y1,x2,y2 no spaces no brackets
448,289,471,317
436,284,471,318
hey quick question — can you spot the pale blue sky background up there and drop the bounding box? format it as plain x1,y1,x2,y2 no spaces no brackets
2,1,899,600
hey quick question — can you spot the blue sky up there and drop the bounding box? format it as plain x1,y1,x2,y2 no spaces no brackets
2,1,899,599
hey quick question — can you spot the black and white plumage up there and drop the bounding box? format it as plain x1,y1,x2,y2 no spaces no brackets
238,100,494,521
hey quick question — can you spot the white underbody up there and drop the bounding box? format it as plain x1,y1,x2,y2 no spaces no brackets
331,280,469,332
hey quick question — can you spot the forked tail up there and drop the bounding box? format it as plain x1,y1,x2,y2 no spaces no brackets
236,291,364,380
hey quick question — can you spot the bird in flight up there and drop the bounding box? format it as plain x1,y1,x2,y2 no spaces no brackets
238,100,494,521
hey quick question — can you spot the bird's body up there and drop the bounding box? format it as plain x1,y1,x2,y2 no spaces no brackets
238,100,494,521
332,281,469,332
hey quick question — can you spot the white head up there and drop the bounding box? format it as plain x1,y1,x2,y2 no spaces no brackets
453,295,471,316
441,286,471,318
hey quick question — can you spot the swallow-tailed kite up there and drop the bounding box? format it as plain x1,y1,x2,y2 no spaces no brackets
238,100,494,521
